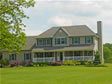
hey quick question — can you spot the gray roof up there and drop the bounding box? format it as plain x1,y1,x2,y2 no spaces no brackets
23,36,36,50
36,25,96,38
32,45,95,52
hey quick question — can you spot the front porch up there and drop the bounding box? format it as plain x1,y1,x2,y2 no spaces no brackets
32,51,95,62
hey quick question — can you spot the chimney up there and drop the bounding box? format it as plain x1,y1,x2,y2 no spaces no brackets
97,21,104,64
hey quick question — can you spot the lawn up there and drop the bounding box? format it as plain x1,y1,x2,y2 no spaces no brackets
1,64,112,84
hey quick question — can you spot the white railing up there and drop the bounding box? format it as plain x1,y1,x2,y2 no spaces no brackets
33,57,55,62
64,56,95,61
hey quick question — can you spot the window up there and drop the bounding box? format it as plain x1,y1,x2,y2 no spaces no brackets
37,39,52,46
24,53,31,60
55,37,67,45
0,53,3,60
85,36,93,44
88,51,93,56
9,54,16,61
45,52,53,57
74,51,80,56
36,53,44,58
72,37,80,45
84,51,93,56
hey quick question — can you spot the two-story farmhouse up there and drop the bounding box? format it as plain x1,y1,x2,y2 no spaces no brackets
0,21,104,64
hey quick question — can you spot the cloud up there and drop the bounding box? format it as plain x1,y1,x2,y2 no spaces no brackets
25,29,42,36
23,0,112,43
48,16,73,26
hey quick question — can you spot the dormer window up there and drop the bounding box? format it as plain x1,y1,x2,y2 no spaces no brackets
85,36,93,44
55,37,67,45
37,39,52,46
72,37,80,45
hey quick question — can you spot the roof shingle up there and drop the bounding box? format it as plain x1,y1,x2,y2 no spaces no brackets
36,25,96,38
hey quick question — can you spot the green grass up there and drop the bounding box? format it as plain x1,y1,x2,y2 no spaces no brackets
1,64,112,84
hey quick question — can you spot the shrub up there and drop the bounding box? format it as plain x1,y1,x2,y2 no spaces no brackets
0,59,9,66
80,61,93,65
51,62,62,66
64,60,74,65
0,60,4,65
3,59,9,66
94,51,101,65
73,60,81,65
32,62,39,67
80,61,85,65
85,61,93,65
10,61,20,67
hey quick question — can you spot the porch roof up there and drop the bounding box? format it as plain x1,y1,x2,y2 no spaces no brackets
32,45,94,52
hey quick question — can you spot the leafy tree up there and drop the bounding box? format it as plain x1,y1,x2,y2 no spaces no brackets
94,51,101,65
103,43,112,63
0,0,35,52
104,43,112,51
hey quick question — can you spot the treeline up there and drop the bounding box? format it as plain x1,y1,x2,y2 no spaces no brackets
104,43,112,63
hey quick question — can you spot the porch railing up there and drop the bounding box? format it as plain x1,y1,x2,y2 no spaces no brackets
64,56,95,61
33,57,55,62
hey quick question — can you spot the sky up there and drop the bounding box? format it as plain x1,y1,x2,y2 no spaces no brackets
23,0,112,43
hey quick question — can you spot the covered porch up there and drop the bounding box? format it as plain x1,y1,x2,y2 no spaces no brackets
32,51,95,62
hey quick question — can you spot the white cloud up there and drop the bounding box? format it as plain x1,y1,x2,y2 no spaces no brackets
48,16,73,26
23,0,112,43
25,29,42,36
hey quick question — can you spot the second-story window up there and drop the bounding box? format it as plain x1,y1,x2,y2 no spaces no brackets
72,37,80,45
85,36,93,44
37,39,52,46
55,37,67,45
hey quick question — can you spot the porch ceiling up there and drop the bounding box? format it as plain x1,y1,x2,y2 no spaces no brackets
32,45,94,52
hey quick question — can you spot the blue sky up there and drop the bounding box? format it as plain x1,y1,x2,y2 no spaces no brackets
23,0,112,43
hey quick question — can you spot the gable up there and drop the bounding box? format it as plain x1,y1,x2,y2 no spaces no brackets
53,28,68,37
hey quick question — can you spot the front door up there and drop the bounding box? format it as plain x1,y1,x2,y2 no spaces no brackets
60,52,63,61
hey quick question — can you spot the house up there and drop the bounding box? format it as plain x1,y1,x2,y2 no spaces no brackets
0,21,104,64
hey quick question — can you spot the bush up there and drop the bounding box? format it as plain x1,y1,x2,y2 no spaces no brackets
80,61,93,65
10,62,20,67
51,62,62,66
64,60,74,65
94,51,101,65
0,59,9,67
73,60,81,65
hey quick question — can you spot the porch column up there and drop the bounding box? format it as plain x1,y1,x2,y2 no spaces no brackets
32,52,35,62
43,52,45,62
83,51,85,61
53,52,55,62
73,51,75,60
93,51,95,60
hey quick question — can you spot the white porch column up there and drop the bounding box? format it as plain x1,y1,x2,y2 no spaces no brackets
83,51,85,61
32,52,35,62
43,52,45,62
54,52,55,62
93,51,95,60
73,51,75,60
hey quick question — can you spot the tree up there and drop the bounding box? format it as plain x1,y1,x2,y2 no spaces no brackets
0,0,35,53
103,44,112,63
104,43,112,51
94,51,101,65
